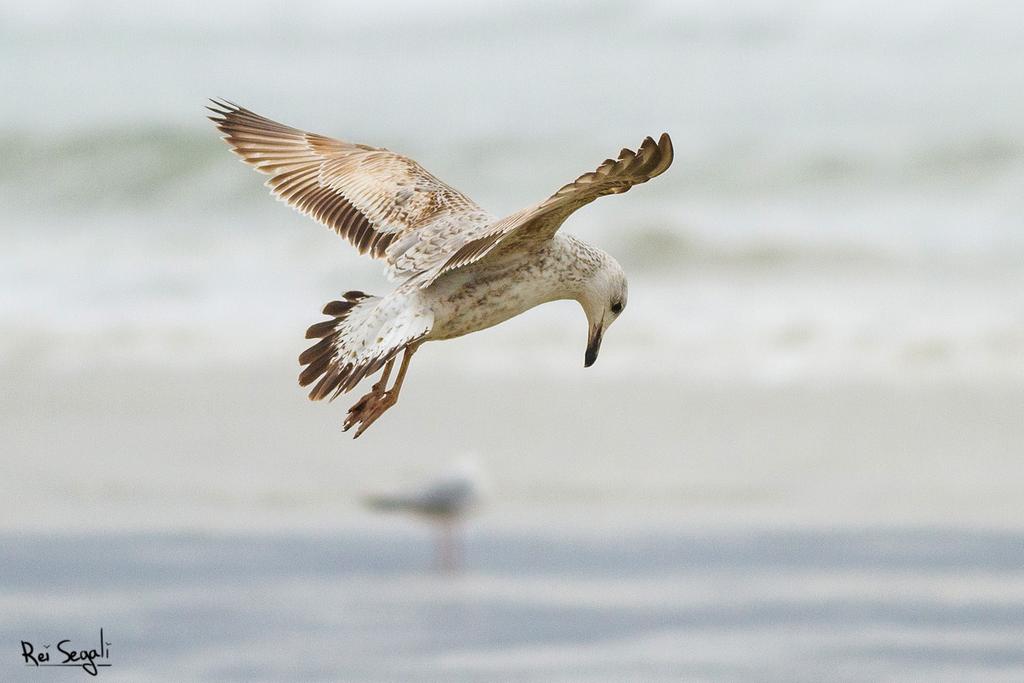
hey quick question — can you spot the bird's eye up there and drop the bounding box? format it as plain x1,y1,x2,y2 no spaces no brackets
611,301,623,314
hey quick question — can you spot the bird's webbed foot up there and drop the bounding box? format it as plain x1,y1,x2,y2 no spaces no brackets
343,381,397,438
342,344,418,439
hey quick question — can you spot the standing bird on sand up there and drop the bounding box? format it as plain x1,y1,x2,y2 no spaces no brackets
365,460,486,572
208,100,673,437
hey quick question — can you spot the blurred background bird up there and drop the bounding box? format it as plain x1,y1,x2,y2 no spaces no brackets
364,459,487,572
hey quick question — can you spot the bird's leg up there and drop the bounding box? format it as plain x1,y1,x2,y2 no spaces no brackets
343,358,394,427
344,344,419,438
370,358,394,395
436,521,456,574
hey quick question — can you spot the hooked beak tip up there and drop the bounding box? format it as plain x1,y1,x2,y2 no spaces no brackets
584,326,603,368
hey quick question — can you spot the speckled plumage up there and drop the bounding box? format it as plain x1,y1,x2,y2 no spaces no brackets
208,100,673,434
426,234,609,340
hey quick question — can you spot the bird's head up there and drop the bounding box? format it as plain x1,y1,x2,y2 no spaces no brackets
577,255,628,368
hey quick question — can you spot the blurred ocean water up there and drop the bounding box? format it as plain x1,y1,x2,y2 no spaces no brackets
1,0,1022,381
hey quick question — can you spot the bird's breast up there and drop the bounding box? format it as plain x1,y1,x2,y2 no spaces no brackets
425,256,572,341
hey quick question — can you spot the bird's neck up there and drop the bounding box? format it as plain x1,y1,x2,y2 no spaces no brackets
546,234,609,298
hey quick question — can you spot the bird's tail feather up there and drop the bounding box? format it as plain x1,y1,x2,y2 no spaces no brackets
298,289,432,401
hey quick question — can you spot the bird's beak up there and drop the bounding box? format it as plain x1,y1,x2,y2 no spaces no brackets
584,321,604,368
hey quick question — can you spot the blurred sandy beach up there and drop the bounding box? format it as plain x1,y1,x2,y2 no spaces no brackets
5,527,1024,681
3,369,1024,533
2,0,1023,679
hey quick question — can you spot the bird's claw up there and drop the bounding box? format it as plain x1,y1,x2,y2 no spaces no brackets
343,388,395,438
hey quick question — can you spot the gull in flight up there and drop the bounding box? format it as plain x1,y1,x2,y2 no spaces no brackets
208,100,673,437
365,459,486,572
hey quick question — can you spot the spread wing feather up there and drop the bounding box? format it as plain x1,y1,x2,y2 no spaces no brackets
208,99,494,280
415,133,674,285
209,100,672,288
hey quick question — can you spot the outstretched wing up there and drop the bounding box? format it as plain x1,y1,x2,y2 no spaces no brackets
208,100,494,279
415,133,674,285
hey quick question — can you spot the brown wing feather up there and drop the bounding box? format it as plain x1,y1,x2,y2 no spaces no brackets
208,99,493,277
415,133,674,286
209,100,672,287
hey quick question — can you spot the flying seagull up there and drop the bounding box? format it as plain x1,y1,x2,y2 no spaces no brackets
208,100,673,437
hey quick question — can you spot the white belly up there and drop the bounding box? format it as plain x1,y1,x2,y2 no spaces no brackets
424,255,570,341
